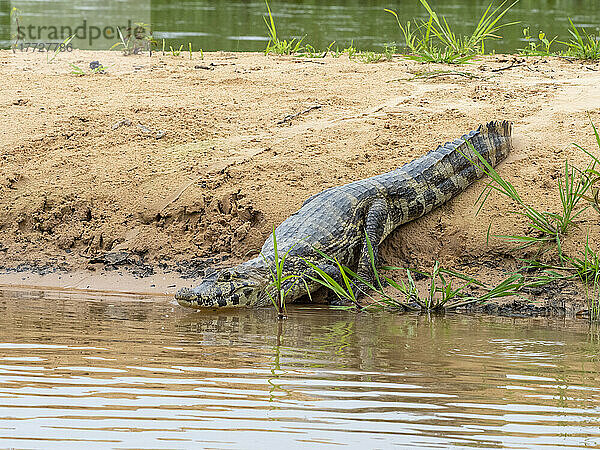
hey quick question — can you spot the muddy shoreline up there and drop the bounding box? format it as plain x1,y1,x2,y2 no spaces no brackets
0,50,599,315
0,257,588,318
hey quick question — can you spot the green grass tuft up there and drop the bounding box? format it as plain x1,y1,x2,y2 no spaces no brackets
47,34,75,64
464,142,593,259
386,0,518,64
561,18,600,60
264,0,305,55
298,42,336,58
519,27,557,56
110,22,155,56
170,44,184,57
305,231,524,313
464,122,600,320
262,227,307,318
574,120,600,213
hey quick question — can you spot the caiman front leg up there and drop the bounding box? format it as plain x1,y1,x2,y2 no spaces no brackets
354,198,389,296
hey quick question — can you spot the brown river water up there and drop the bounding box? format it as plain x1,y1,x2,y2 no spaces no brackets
0,287,599,449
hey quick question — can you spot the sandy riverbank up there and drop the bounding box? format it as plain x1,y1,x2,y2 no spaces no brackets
0,49,598,312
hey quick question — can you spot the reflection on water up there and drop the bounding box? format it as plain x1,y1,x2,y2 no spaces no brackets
0,287,599,448
1,0,600,51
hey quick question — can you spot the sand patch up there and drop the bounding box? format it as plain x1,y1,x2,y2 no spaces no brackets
0,50,598,308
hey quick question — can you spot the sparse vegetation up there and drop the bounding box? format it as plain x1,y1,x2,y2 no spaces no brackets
386,0,518,64
253,0,599,64
467,122,600,320
519,27,557,56
264,0,305,55
68,63,85,76
464,142,593,259
561,18,600,60
576,123,600,214
384,44,398,61
110,22,155,55
356,51,384,63
263,227,306,319
518,21,600,59
170,44,184,57
10,7,22,52
298,41,335,58
305,231,524,313
332,41,358,58
47,34,75,63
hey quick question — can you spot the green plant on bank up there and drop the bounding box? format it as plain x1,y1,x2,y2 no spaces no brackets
467,123,600,320
560,18,600,60
298,40,387,62
333,41,358,58
298,41,335,58
10,7,22,52
575,122,600,213
385,8,472,64
68,61,107,75
419,0,519,54
572,122,600,319
379,260,525,312
572,237,600,320
170,44,184,56
525,236,600,321
306,230,524,312
305,255,362,308
384,43,398,61
465,142,593,259
47,34,75,63
68,63,85,75
519,27,557,56
356,51,384,63
300,44,320,58
305,232,385,308
264,0,305,55
386,0,518,64
111,22,156,55
329,41,387,63
262,227,307,319
189,42,193,59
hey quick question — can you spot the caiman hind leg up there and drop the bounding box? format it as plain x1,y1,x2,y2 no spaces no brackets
353,198,389,297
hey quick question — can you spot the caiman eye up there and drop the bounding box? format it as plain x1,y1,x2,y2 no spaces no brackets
221,272,231,281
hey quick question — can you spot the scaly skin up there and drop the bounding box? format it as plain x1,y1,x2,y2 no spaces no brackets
176,120,513,308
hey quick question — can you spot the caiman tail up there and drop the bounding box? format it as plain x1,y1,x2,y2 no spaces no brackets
396,120,512,224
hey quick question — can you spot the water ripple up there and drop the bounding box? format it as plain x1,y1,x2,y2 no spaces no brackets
0,289,599,448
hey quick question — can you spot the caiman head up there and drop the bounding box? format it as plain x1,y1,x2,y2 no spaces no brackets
175,265,270,308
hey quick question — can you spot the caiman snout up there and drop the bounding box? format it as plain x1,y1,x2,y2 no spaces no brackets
175,267,264,308
175,287,198,308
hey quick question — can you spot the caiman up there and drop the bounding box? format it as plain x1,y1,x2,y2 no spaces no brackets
176,120,513,308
